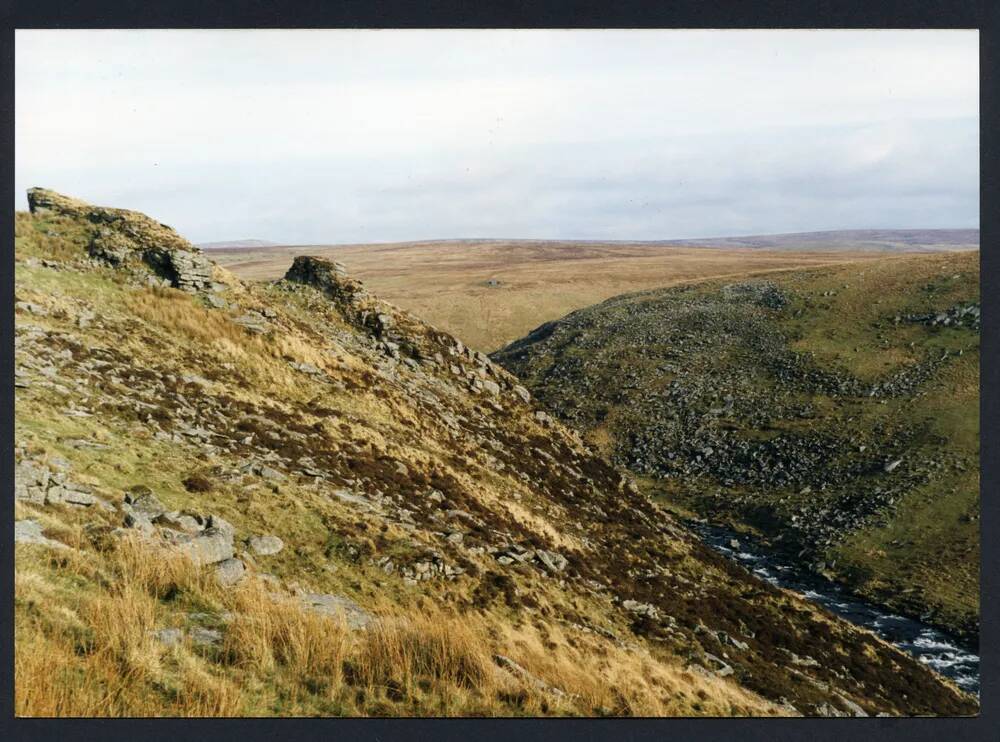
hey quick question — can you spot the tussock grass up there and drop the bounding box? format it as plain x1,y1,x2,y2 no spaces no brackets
354,612,492,692
16,531,782,717
222,581,349,682
491,621,777,717
15,536,244,717
126,287,253,352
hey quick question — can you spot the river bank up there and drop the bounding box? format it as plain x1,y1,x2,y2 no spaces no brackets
687,519,979,695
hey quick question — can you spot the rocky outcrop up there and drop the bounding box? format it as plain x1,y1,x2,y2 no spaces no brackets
27,187,215,292
115,488,241,572
16,456,109,509
281,255,541,411
284,255,364,303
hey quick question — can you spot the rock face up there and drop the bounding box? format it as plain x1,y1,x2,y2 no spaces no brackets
284,256,362,302
27,187,215,292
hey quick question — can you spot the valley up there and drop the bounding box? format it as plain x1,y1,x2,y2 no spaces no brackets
12,189,978,717
213,240,889,352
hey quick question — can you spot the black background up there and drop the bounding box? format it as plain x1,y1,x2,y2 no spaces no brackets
0,2,996,741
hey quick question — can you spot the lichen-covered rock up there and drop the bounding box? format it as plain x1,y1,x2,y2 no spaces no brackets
214,558,246,587
248,535,284,556
207,514,236,539
124,488,168,520
15,520,69,550
175,528,234,566
15,461,49,504
536,549,568,573
299,592,373,629
154,511,205,534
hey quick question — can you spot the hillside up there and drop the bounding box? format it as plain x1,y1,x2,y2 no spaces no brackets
493,253,980,643
213,239,887,352
13,189,976,717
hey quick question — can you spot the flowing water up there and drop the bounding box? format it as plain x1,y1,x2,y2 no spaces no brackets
688,520,979,695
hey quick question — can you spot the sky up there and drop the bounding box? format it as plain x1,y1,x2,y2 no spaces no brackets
15,30,979,244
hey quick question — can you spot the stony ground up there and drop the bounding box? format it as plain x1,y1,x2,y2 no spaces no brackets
13,190,976,717
493,254,980,643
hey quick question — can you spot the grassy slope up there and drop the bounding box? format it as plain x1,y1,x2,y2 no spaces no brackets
13,213,770,717
493,253,979,641
777,256,980,637
13,202,975,717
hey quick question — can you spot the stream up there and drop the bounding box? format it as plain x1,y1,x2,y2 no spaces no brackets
687,520,980,695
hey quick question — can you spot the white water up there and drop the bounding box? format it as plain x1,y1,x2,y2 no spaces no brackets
689,521,979,695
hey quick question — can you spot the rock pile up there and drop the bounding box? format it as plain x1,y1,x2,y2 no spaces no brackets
899,302,980,331
16,456,109,509
115,487,249,585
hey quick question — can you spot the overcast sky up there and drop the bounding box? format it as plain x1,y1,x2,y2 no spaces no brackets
15,30,978,244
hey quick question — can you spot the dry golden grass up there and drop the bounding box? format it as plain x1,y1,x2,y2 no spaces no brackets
15,536,245,717
122,286,342,406
356,612,490,690
222,582,350,682
490,620,779,717
214,240,888,351
127,286,250,349
15,531,783,717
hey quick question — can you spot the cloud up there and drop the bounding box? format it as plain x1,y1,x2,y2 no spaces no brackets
15,30,978,242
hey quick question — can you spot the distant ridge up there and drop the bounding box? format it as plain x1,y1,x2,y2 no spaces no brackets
198,238,279,249
205,229,979,254
667,229,979,252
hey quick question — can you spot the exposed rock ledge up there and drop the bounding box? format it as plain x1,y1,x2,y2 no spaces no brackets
27,187,215,292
